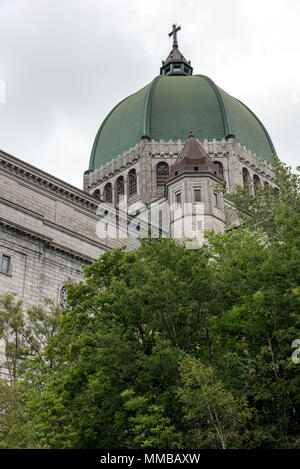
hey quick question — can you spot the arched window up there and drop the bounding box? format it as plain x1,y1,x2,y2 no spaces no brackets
128,169,137,197
213,161,224,177
92,189,101,201
103,183,112,203
116,176,125,203
242,168,251,193
59,285,68,309
156,162,169,187
253,174,261,195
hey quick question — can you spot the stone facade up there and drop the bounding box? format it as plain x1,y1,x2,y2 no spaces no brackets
0,150,139,310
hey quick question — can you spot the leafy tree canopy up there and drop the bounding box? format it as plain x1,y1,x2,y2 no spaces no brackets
0,159,299,449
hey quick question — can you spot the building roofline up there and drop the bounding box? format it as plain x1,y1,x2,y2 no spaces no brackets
0,149,99,210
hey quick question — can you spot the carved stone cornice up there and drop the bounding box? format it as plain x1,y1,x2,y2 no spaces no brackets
46,242,95,264
0,150,99,212
85,142,142,189
237,145,274,181
0,216,52,245
0,216,98,264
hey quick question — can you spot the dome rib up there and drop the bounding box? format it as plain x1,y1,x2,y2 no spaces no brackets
142,76,161,137
89,95,131,171
198,75,233,137
236,99,276,156
89,75,276,171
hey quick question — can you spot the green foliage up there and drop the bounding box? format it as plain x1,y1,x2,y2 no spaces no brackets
225,156,300,244
177,356,251,449
122,389,183,448
0,159,299,449
23,298,63,368
0,380,40,449
0,293,26,380
0,295,62,380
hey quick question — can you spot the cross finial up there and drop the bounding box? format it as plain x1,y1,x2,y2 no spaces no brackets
168,24,181,48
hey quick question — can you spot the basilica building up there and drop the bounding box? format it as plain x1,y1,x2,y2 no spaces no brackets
0,26,277,310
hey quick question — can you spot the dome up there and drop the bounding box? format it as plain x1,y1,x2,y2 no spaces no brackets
89,74,276,171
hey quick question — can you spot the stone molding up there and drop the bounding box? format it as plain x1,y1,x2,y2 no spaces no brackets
0,216,97,264
0,150,98,212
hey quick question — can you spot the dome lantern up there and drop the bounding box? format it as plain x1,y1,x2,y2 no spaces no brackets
160,24,193,76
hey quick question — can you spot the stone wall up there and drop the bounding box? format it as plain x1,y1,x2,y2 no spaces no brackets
0,150,139,310
0,227,83,310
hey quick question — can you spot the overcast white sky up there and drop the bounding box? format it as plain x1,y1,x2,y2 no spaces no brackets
0,0,299,188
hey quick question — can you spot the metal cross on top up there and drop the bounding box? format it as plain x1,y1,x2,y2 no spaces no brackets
168,24,181,48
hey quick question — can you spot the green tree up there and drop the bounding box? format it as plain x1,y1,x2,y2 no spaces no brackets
0,293,26,381
121,389,182,449
225,157,300,243
207,159,300,447
0,380,40,449
177,355,251,449
0,160,299,449
23,298,62,368
0,298,64,448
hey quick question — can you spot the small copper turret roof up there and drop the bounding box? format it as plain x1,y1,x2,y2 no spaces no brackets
167,132,224,183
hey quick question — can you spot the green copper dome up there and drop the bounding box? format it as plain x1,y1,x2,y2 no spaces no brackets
89,74,276,171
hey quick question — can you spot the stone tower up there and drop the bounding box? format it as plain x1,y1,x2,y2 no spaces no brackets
165,132,225,243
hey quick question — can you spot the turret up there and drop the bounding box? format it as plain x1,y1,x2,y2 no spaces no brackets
165,133,226,243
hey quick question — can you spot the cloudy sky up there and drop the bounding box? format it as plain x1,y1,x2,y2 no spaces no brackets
0,0,299,188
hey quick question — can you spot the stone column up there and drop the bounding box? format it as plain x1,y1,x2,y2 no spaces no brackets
140,137,152,204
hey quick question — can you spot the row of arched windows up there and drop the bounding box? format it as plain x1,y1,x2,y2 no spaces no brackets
92,169,138,203
92,160,226,202
243,167,269,195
